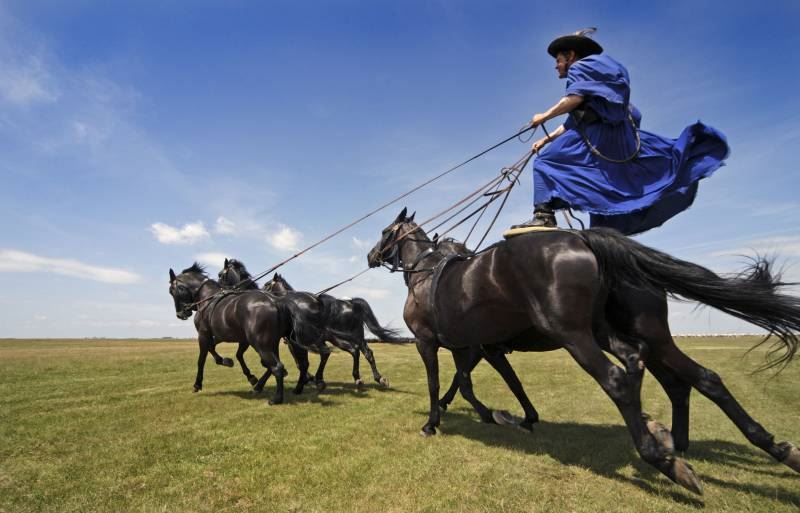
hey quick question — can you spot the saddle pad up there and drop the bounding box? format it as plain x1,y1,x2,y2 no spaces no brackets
502,226,559,239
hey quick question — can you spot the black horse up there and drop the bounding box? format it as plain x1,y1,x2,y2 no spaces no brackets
219,258,399,389
433,236,666,435
216,259,316,391
264,273,400,388
367,208,800,494
168,263,325,404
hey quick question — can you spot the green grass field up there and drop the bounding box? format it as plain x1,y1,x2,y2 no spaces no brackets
1,337,798,513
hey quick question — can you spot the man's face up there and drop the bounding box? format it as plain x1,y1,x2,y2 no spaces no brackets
555,51,576,79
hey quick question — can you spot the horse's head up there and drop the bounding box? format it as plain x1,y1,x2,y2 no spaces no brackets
218,258,251,288
169,263,209,320
367,207,428,269
263,273,292,294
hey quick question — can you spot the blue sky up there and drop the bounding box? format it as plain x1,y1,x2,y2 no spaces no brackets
1,1,799,338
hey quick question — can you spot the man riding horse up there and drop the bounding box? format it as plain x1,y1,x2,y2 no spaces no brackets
515,28,729,234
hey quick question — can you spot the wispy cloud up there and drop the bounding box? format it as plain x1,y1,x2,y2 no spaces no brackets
710,235,800,258
0,249,140,284
268,225,302,251
0,55,57,106
194,252,229,270
351,236,373,250
214,216,237,235
149,221,210,245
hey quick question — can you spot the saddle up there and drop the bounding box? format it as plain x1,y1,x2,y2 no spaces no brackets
502,226,560,239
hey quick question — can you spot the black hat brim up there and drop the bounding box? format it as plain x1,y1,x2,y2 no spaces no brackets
547,35,603,58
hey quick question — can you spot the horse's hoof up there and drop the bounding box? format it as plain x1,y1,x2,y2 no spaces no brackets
248,376,258,386
252,387,264,394
518,420,535,432
268,399,283,406
420,425,437,437
292,388,304,395
780,442,800,473
491,410,518,426
192,385,201,393
355,379,364,389
671,458,703,495
379,377,390,387
316,381,327,392
222,358,234,367
438,402,449,412
644,413,675,455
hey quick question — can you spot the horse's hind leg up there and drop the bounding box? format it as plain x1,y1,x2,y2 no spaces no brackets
561,333,703,494
646,359,691,453
235,342,258,386
481,345,540,430
658,342,800,473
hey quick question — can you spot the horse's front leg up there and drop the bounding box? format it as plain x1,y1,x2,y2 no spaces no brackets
287,341,312,395
416,338,440,436
193,332,214,392
450,347,498,425
481,345,540,430
439,346,482,411
209,344,234,368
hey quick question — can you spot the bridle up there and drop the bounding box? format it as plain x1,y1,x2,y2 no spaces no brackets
171,276,211,318
375,222,439,277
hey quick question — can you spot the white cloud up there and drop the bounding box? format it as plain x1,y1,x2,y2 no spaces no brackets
0,55,57,106
347,286,390,299
0,249,140,284
710,235,800,258
194,252,229,270
215,216,237,235
268,225,302,251
352,236,373,250
149,221,209,245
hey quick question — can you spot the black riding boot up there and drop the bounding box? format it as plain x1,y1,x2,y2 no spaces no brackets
511,204,557,229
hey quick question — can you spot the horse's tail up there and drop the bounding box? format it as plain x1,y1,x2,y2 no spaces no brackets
350,297,404,343
579,227,800,369
277,298,331,355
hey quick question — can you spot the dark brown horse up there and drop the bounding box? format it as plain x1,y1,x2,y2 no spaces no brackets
168,263,325,404
367,208,800,494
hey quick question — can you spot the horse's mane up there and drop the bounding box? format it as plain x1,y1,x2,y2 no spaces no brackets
229,259,254,280
274,273,295,291
181,262,207,276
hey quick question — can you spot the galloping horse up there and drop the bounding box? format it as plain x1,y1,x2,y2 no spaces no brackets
219,258,398,389
264,273,399,388
367,208,800,494
168,263,325,404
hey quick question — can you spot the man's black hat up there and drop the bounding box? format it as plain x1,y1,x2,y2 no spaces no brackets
547,27,603,58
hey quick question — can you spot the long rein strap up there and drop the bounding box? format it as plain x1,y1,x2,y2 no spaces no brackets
243,125,535,286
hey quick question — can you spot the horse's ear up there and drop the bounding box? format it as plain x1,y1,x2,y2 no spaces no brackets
432,232,439,242
395,207,408,223
273,272,278,279
169,269,176,283
408,211,416,222
224,258,229,267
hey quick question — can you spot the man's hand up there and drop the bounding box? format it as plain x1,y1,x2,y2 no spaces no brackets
531,113,547,127
532,137,549,153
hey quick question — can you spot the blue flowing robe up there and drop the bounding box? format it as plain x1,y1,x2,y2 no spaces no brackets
533,54,729,235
